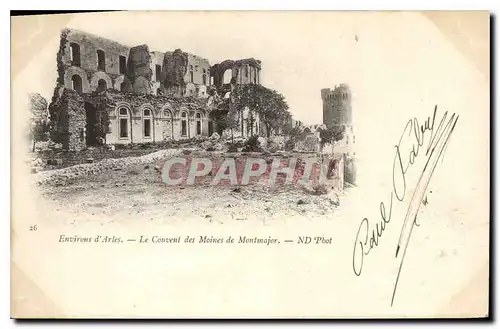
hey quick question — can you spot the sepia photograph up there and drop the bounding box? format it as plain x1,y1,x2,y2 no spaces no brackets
10,10,490,319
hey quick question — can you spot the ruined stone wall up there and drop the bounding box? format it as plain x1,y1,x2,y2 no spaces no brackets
211,58,261,89
150,51,164,95
234,63,260,85
97,91,211,145
127,45,153,95
162,50,210,98
57,29,226,100
62,29,130,74
51,30,267,149
49,89,86,151
163,49,189,97
50,88,214,150
60,29,131,94
184,54,211,89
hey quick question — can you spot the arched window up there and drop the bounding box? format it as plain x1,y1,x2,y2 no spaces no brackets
181,111,188,137
97,79,107,93
195,112,202,136
97,50,106,71
155,65,162,82
120,81,126,92
163,109,171,118
70,43,81,67
118,107,130,138
223,69,232,84
157,88,163,96
71,75,83,93
119,56,127,74
143,109,152,138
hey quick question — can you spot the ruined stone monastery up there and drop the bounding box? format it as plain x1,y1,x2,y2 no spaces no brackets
48,29,264,150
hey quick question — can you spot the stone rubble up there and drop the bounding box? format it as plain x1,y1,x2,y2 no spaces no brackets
33,148,184,186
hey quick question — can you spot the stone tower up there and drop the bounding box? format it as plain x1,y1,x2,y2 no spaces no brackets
321,84,355,157
321,83,352,128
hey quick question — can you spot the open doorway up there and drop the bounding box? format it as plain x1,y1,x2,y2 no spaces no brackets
208,121,213,136
85,102,100,146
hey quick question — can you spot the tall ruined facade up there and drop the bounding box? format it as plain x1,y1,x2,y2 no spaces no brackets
210,58,262,94
48,29,263,150
162,50,211,98
209,58,263,137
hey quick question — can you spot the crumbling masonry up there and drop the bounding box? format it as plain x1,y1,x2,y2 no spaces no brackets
49,29,264,150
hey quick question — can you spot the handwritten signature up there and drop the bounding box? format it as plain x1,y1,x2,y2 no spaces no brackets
352,105,459,306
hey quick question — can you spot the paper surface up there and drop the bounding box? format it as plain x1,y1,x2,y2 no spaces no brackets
11,11,490,318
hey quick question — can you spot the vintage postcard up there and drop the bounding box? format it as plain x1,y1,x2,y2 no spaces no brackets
11,11,490,318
